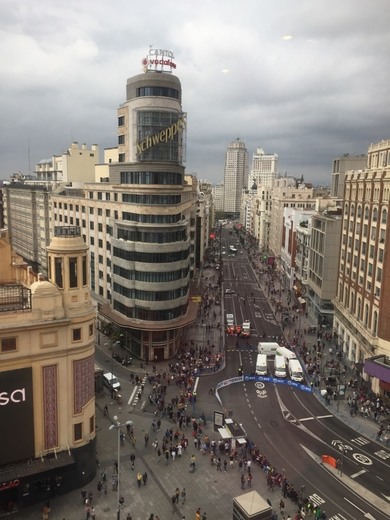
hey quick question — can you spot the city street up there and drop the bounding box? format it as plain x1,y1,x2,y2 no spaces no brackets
13,225,390,520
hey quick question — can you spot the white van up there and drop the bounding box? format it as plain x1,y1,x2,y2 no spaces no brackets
288,359,304,382
276,346,297,361
257,342,279,356
256,354,268,375
103,372,121,391
274,355,287,378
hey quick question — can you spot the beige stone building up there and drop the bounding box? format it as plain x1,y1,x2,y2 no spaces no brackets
333,139,390,394
0,227,96,511
269,178,315,259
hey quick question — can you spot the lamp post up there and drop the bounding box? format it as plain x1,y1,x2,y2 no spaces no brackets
111,341,120,399
109,416,133,520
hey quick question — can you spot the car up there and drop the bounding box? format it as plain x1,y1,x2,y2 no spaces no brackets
225,288,235,294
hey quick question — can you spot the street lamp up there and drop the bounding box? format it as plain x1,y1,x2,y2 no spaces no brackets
111,341,121,399
109,416,133,520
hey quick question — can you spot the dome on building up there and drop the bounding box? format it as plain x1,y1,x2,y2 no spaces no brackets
30,280,61,297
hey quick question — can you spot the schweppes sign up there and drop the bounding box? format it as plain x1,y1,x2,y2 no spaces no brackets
136,115,186,156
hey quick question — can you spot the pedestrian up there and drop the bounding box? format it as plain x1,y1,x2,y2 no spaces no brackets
41,502,51,520
195,508,201,520
247,472,252,487
279,499,285,515
130,454,135,470
175,487,180,503
143,472,148,486
241,474,245,489
137,472,142,488
126,514,132,520
81,489,87,505
223,459,227,472
90,507,96,520
156,448,161,463
202,514,207,520
181,487,186,505
171,495,176,513
145,434,149,447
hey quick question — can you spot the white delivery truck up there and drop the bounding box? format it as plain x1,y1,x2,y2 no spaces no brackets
257,342,279,356
274,355,287,378
276,345,297,360
256,354,268,375
288,359,304,382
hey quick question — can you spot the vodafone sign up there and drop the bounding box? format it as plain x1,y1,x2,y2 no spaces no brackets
142,48,176,72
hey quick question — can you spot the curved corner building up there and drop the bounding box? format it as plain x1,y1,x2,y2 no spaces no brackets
100,67,198,361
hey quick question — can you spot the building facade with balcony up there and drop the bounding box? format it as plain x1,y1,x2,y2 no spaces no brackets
0,227,96,512
333,139,390,394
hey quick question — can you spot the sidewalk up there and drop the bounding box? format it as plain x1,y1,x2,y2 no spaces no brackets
257,270,389,445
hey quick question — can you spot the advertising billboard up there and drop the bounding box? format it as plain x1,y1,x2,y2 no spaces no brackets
0,367,35,465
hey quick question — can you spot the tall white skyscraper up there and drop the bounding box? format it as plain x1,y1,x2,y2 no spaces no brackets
249,147,278,188
223,138,248,214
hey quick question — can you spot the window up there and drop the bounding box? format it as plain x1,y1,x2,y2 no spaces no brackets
55,257,63,288
74,423,82,441
90,237,94,246
119,153,125,162
69,258,78,288
72,328,81,342
118,115,125,126
82,256,87,286
90,222,94,231
90,416,95,434
118,135,125,145
89,323,94,337
1,337,16,352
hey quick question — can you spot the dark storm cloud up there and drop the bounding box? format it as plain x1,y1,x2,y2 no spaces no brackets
0,0,389,185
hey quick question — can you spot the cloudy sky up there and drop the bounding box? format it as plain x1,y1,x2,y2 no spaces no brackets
1,0,389,185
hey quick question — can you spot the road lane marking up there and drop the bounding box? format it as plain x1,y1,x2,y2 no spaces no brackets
298,415,333,421
351,436,370,446
350,469,367,478
352,453,373,465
